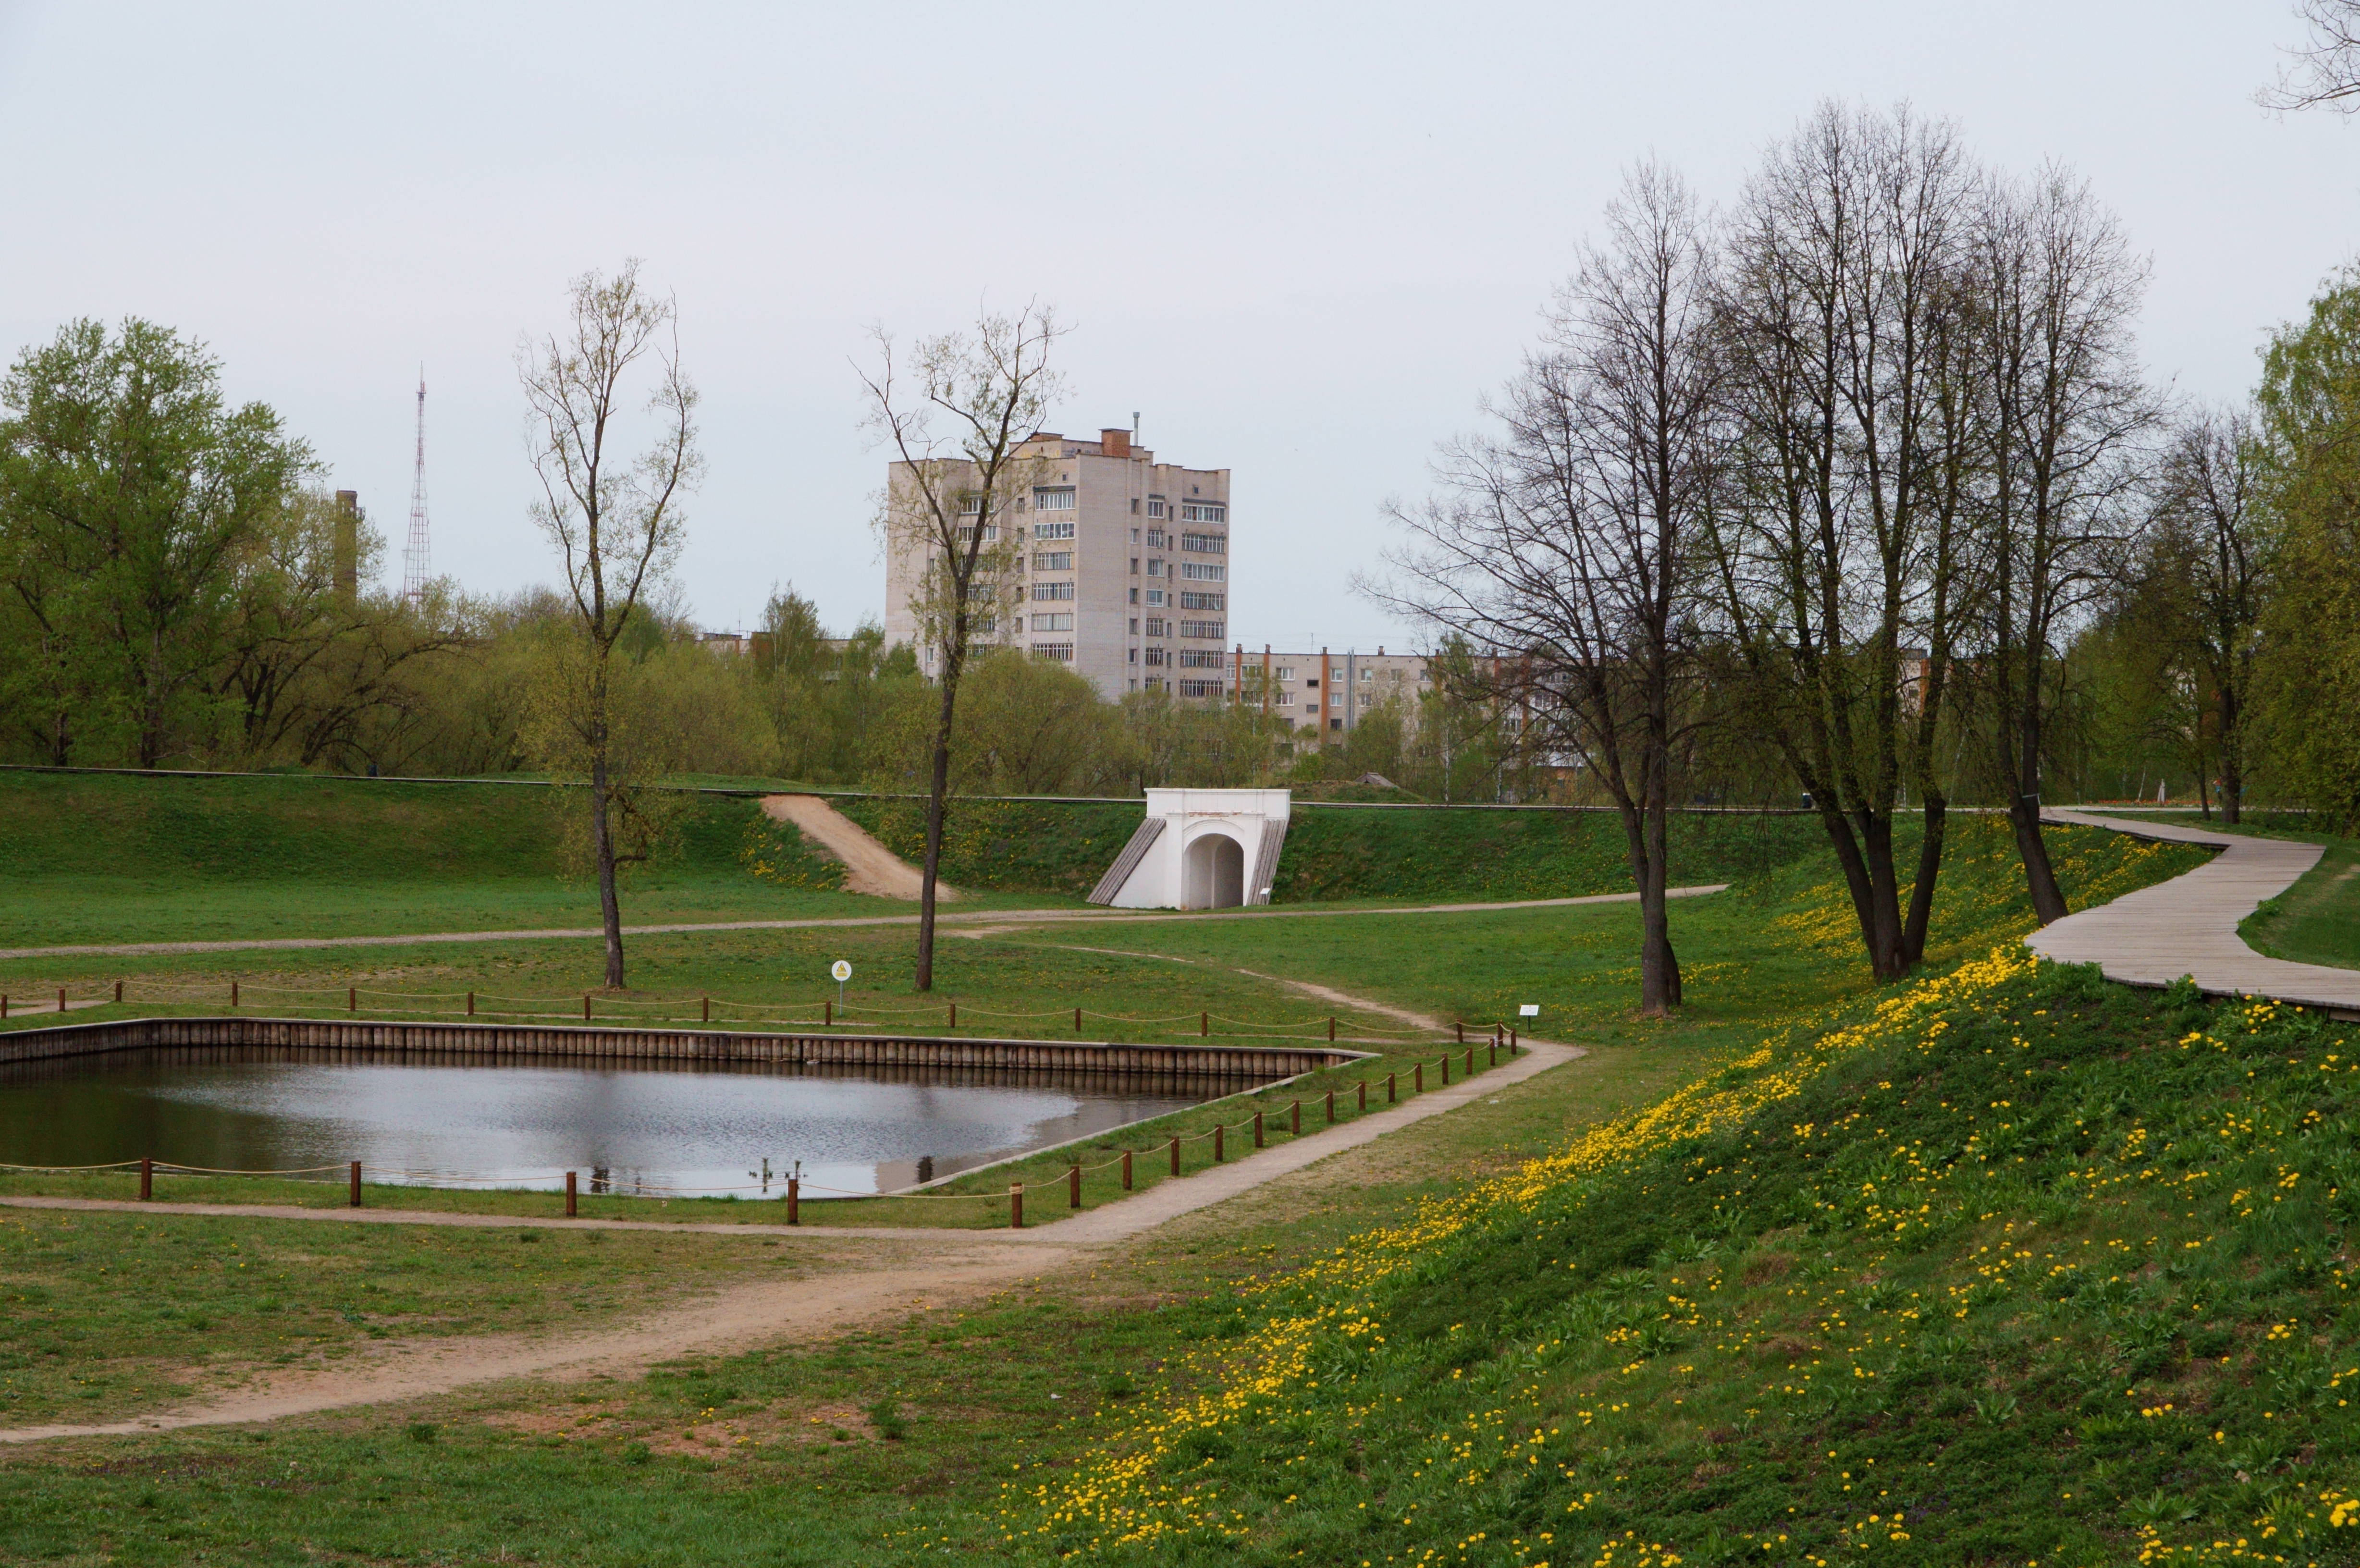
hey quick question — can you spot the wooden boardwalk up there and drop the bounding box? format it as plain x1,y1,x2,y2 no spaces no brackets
2028,810,2360,1018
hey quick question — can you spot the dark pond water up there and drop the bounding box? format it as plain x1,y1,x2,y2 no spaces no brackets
0,1047,1239,1198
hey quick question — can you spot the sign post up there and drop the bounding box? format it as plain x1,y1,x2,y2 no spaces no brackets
830,959,852,1014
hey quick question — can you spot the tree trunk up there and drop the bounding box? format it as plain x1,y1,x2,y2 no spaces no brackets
914,667,960,993
589,745,626,989
1620,800,1682,1017
2218,684,2243,826
2010,701,2069,925
1901,791,1946,967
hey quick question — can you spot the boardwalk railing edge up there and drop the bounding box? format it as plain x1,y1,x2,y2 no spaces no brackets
0,1015,1376,1078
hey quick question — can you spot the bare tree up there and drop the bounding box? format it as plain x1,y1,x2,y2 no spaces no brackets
1381,162,1717,1016
2140,407,2266,822
1967,167,2152,922
518,261,701,989
2261,0,2360,112
1706,102,1981,980
860,305,1063,992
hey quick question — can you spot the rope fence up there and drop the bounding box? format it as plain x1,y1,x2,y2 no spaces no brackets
0,980,1466,1044
0,1031,1528,1223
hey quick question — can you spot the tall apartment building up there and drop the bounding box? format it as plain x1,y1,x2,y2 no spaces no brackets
882,428,1231,702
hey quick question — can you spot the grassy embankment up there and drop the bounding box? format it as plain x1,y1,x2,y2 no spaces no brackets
0,816,2242,1567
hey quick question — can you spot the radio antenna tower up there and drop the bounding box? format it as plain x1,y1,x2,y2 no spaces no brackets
402,370,431,608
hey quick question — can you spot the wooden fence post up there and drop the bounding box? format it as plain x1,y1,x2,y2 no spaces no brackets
1511,1026,1519,1052
467,991,476,1017
1290,1101,1301,1135
582,993,590,1022
1253,1110,1265,1149
1121,1150,1133,1191
1325,1089,1336,1123
1414,1063,1423,1092
1488,1037,1497,1067
565,1171,577,1217
701,995,711,1024
787,1177,799,1225
114,980,123,1004
1009,1183,1024,1229
349,987,357,1013
1074,1006,1083,1032
231,980,239,1007
1168,1135,1180,1176
1386,1072,1396,1103
348,1161,362,1208
824,999,832,1025
57,987,65,1013
1455,1022,1464,1045
2,996,9,1020
1464,1046,1474,1076
1068,1164,1081,1209
948,1002,957,1028
1214,1124,1225,1162
139,1157,153,1202
1441,1053,1451,1085
1357,1080,1366,1111
1328,1016,1336,1042
1200,1011,1208,1038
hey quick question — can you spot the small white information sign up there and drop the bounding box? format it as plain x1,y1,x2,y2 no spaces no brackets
1518,1004,1540,1017
830,960,853,982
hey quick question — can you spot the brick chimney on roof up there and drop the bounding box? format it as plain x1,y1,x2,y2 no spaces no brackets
1100,427,1130,458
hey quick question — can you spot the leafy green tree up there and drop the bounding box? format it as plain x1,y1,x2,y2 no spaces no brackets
0,318,310,766
2253,266,2360,829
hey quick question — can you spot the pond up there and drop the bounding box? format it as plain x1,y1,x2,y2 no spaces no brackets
0,1046,1240,1199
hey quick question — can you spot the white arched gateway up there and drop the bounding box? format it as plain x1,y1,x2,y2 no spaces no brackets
1086,788,1291,910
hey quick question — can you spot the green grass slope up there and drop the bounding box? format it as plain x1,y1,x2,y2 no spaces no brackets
836,795,1831,905
0,771,858,947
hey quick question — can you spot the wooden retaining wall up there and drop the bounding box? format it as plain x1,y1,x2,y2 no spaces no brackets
0,1016,1362,1082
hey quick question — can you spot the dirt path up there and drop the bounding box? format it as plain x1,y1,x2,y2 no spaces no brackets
760,793,954,901
0,978,1582,1443
0,885,1723,962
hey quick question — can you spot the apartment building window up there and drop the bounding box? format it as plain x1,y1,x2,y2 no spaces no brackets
1128,646,1138,662
1034,487,1076,512
1275,692,1293,706
1178,591,1225,611
1179,619,1225,639
971,615,996,634
1144,646,1169,666
1145,527,1167,548
1032,551,1073,571
1179,562,1225,581
1146,498,1166,518
1130,497,1140,514
1275,666,1293,682
1032,581,1075,601
1129,557,1139,574
1129,587,1139,604
1033,518,1075,540
1146,559,1163,576
1177,649,1226,668
954,523,998,544
1179,532,1226,554
1304,677,1318,687
1144,616,1167,637
1129,618,1139,633
1145,588,1166,606
1031,642,1075,662
1032,612,1073,631
1180,502,1226,524
1178,679,1224,698
958,494,984,515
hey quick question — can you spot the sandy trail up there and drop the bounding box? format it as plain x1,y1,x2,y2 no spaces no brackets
0,974,1580,1443
760,793,954,901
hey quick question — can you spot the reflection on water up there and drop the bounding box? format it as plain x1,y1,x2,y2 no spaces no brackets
0,1046,1239,1198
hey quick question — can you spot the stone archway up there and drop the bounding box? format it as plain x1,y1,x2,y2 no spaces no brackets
1181,831,1246,909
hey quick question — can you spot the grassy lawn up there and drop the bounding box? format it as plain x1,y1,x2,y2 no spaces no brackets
0,810,2234,1566
0,1207,859,1429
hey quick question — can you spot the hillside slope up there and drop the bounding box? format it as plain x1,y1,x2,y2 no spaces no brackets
999,828,2360,1567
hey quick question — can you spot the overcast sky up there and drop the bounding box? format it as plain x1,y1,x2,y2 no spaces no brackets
0,2,2349,653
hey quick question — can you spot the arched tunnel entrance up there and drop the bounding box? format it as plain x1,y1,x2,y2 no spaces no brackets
1181,832,1246,909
